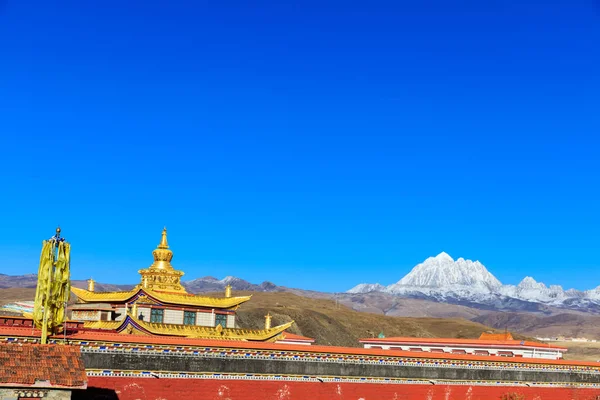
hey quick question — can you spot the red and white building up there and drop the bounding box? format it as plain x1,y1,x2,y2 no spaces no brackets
275,331,315,346
360,332,567,360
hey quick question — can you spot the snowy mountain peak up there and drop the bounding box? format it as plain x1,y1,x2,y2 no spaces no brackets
434,252,454,262
347,283,385,294
395,253,502,289
518,276,545,289
347,254,600,310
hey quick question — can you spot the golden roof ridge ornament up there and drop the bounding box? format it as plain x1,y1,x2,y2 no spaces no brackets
138,227,186,293
151,227,174,270
158,226,169,249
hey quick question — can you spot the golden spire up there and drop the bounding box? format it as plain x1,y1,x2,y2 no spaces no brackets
225,284,232,298
138,227,186,293
264,312,272,330
158,226,169,249
150,227,174,270
87,278,95,292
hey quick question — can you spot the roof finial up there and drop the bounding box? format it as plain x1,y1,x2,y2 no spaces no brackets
159,227,169,249
50,226,65,242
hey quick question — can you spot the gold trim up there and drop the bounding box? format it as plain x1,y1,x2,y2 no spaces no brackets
71,287,138,302
83,320,122,330
128,316,294,341
148,290,252,309
70,287,252,309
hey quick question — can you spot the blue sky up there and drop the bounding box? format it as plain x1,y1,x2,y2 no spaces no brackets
1,1,599,292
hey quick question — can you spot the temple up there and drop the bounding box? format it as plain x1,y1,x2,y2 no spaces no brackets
69,228,293,341
3,228,600,399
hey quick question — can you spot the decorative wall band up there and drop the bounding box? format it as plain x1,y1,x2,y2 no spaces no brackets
85,369,600,388
4,335,600,380
79,346,600,376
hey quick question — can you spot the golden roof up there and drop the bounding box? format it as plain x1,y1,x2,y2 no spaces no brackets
71,287,136,302
71,286,252,309
132,317,294,341
71,227,254,309
82,316,294,341
82,320,122,330
138,227,186,293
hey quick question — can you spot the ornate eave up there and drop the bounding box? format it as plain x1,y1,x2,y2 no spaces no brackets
83,315,294,341
71,286,252,309
82,320,122,330
71,287,137,303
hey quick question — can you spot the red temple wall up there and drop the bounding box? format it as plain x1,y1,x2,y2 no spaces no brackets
86,377,600,400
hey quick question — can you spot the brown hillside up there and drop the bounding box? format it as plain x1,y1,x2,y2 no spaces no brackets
473,312,600,339
0,288,36,306
338,292,485,319
0,288,509,347
227,291,520,347
554,341,600,362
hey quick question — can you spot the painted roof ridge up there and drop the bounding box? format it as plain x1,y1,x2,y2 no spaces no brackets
359,337,567,350
71,287,252,309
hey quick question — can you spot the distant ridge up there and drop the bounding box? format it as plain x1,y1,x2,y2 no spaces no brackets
348,252,600,313
0,273,283,294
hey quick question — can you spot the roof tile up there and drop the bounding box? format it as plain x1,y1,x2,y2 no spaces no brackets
0,344,87,389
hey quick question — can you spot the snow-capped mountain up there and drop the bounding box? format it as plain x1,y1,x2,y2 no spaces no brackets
499,277,567,304
348,252,600,312
348,283,386,294
395,252,501,289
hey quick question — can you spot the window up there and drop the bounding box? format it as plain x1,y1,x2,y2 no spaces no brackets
215,314,227,328
184,311,196,326
150,309,164,323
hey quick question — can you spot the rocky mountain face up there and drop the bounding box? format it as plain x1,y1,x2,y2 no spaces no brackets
348,252,600,314
0,273,38,288
183,276,281,293
3,263,600,338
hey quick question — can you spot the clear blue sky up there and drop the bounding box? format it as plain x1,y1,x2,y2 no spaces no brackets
1,1,599,292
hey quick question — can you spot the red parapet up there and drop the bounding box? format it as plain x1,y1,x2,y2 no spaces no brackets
82,377,600,400
0,316,35,328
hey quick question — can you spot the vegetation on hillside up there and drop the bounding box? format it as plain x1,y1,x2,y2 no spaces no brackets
230,291,515,347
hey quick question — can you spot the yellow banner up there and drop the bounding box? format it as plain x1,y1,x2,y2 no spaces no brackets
32,240,71,331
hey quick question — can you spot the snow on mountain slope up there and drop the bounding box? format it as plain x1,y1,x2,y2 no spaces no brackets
499,277,567,304
395,252,501,289
348,283,385,294
348,252,600,311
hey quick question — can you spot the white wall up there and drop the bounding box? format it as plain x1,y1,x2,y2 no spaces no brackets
226,315,235,328
197,312,214,327
71,310,100,321
115,307,127,321
276,340,312,346
164,309,183,325
362,344,563,360
137,307,151,321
